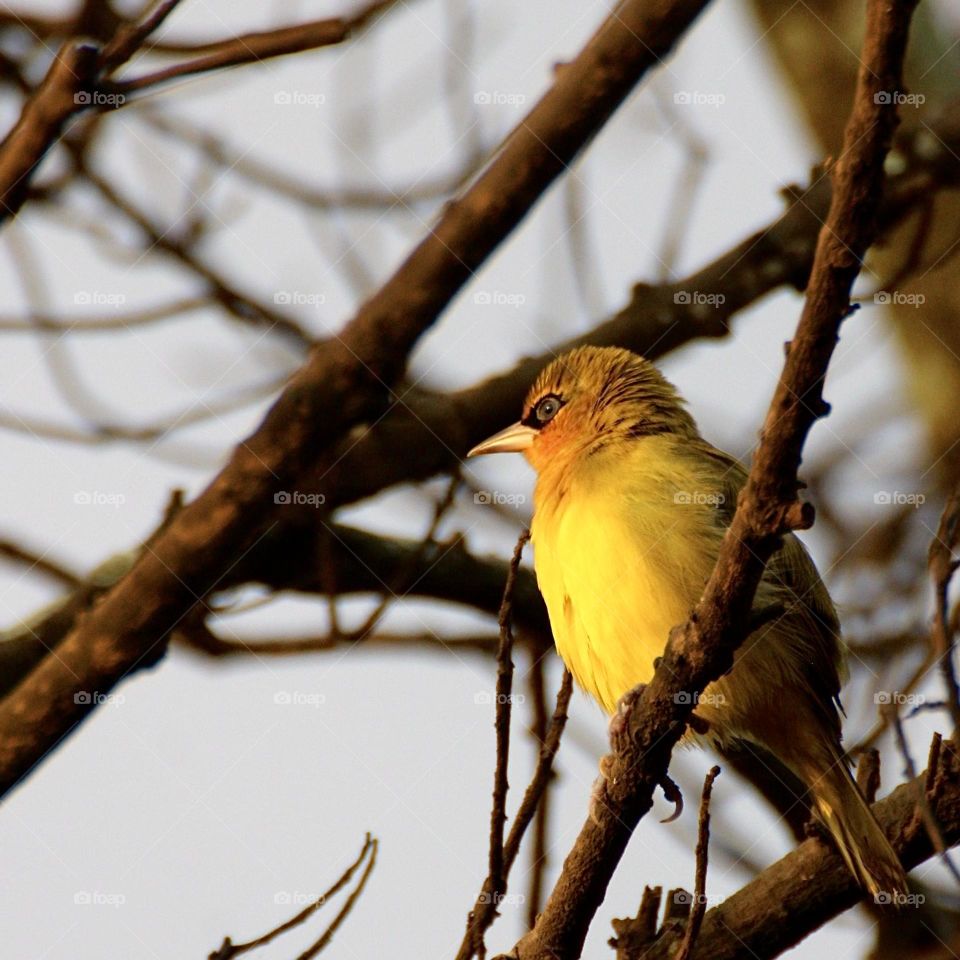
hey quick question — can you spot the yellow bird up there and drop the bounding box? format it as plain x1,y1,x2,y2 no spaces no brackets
468,345,907,899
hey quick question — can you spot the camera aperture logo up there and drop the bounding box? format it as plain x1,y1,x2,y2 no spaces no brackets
74,290,125,308
673,890,723,906
275,891,324,906
274,491,326,508
74,90,125,108
874,290,924,307
874,691,925,707
874,490,924,508
273,690,326,708
673,91,725,108
473,290,526,308
478,891,525,905
473,91,526,106
274,90,326,107
673,290,725,308
74,691,126,707
873,91,925,107
74,891,125,907
273,291,325,306
674,490,725,507
474,490,526,507
74,490,126,508
673,690,726,706
875,890,924,907
474,691,525,706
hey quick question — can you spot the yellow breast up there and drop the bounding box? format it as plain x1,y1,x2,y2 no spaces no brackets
530,439,720,713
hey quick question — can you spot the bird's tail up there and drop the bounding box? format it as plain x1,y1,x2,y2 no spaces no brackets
807,760,908,902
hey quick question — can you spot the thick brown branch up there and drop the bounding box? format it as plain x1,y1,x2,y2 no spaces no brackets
0,42,98,221
0,519,551,699
0,0,711,800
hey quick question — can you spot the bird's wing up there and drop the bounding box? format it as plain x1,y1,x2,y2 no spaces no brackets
689,440,845,736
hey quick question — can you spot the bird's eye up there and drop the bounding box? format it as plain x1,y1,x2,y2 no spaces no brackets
534,395,562,424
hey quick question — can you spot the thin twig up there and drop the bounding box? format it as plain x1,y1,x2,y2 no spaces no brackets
333,474,461,644
297,839,379,960
209,833,376,959
100,0,185,71
111,0,400,97
675,767,721,960
481,530,531,958
0,539,81,589
929,483,960,732
889,711,960,884
526,654,550,928
456,666,573,960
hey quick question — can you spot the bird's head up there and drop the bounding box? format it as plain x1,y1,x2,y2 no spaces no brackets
467,346,698,473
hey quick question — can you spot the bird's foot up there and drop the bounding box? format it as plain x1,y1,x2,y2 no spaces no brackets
589,755,617,824
687,711,711,736
659,773,684,823
803,815,829,843
608,684,646,750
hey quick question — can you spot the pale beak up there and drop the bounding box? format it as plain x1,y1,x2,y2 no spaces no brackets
467,422,536,457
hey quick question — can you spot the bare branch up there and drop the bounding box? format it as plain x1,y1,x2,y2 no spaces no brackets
640,737,959,959
929,482,960,730
675,766,721,960
113,1,400,97
209,833,377,960
0,0,713,800
0,42,98,221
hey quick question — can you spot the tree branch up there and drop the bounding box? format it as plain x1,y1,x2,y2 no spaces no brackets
0,0,712,801
639,737,959,959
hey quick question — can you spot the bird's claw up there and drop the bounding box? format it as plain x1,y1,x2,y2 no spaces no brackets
659,773,684,823
688,711,711,736
589,755,617,824
608,684,646,750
